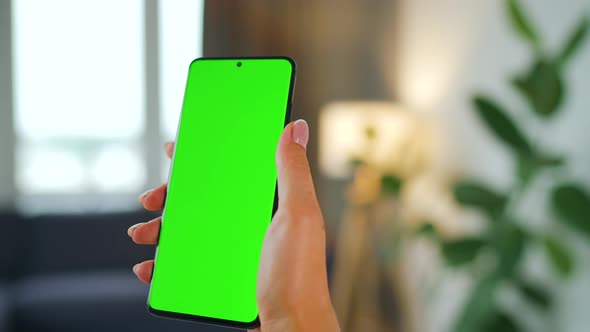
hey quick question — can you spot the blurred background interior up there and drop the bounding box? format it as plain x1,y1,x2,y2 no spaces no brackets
1,0,589,331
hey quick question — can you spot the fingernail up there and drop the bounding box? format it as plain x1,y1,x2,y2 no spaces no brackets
133,263,140,274
127,223,142,237
292,119,309,149
138,190,152,203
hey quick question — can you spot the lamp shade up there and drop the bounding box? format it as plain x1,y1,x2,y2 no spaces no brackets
319,101,415,178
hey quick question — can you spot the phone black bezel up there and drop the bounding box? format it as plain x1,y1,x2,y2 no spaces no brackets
146,56,297,330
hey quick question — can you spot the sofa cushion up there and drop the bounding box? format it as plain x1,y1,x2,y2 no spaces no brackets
0,285,14,332
0,212,29,281
13,271,232,332
25,211,157,275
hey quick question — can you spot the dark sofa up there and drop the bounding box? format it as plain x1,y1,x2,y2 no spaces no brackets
0,211,238,332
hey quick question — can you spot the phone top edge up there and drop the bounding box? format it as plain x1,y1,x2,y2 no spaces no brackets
190,56,296,71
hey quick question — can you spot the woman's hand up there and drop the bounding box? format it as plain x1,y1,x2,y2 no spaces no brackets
128,120,340,332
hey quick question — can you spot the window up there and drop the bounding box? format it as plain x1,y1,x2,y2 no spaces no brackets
11,0,204,213
159,0,204,180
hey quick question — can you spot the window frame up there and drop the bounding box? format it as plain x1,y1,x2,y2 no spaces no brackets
0,0,16,211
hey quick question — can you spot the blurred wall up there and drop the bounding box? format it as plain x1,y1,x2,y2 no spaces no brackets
203,0,398,241
393,0,590,331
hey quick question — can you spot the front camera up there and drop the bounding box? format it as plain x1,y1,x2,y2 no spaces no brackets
237,62,242,67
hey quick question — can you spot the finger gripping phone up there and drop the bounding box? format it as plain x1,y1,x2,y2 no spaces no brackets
147,57,296,329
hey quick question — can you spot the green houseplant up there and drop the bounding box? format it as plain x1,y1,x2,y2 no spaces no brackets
412,1,590,331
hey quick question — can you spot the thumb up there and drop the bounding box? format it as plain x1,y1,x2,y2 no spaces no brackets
276,119,320,211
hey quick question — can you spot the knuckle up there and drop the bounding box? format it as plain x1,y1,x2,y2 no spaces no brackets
279,205,324,227
282,146,310,171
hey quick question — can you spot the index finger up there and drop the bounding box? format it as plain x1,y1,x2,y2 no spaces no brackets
164,142,175,159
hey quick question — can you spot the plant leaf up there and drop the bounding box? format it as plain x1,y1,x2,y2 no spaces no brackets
516,279,552,309
535,153,565,167
517,153,564,187
473,96,533,155
543,235,574,276
512,60,564,118
516,156,537,187
441,238,486,267
453,276,499,332
454,180,507,217
416,222,438,238
349,157,364,169
481,310,522,332
494,223,526,277
381,175,402,194
506,0,541,50
551,184,590,237
557,16,589,68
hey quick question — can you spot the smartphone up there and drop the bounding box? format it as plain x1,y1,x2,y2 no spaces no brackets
147,57,296,329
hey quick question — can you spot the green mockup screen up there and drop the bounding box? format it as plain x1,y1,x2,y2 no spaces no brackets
148,58,294,325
